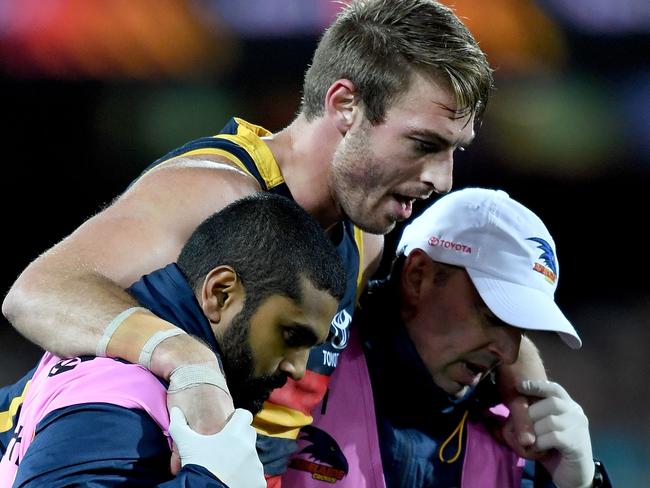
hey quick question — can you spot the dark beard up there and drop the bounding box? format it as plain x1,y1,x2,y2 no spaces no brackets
219,307,289,415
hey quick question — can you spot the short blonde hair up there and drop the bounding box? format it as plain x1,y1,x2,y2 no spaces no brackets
301,0,493,124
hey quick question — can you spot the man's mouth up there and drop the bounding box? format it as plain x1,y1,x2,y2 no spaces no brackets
393,193,416,211
463,361,488,377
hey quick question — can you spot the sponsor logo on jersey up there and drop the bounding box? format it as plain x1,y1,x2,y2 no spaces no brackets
48,356,94,377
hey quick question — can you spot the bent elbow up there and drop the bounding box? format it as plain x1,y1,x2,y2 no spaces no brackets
3,277,29,325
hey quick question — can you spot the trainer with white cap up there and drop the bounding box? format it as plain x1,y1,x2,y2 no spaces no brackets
359,187,611,488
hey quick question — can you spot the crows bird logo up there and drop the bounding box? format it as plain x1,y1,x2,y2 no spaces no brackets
526,237,557,275
297,425,349,474
526,237,558,283
288,425,349,483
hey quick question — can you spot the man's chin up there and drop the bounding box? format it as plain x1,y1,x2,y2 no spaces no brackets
230,370,289,413
234,385,283,415
354,219,396,236
233,396,266,415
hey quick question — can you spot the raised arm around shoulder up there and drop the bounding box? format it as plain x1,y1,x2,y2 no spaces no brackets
2,159,259,368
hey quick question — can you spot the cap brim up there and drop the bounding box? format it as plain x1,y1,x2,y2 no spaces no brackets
466,268,582,349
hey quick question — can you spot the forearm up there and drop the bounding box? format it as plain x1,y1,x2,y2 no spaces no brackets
493,336,548,455
2,254,216,381
3,262,139,358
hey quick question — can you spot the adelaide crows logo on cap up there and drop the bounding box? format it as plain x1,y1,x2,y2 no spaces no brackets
526,237,557,284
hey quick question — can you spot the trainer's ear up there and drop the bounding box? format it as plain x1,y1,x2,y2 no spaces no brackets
200,266,245,329
400,249,433,319
325,78,362,135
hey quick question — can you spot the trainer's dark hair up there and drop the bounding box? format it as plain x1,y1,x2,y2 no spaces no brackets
177,193,346,312
301,0,493,124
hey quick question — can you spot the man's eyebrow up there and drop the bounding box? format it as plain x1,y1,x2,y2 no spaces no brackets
476,303,509,328
409,128,475,149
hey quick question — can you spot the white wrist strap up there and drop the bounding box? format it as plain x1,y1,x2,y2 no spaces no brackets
138,328,186,369
169,364,230,396
96,307,148,357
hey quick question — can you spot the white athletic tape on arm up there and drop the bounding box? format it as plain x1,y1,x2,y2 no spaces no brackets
138,328,187,370
168,364,230,396
96,307,149,357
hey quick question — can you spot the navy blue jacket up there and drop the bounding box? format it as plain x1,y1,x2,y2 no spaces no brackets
3,264,228,487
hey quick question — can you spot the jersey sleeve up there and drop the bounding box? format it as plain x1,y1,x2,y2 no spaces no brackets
0,366,36,456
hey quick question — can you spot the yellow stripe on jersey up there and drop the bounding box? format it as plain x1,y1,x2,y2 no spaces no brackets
216,117,284,189
253,401,313,440
0,380,31,433
137,117,284,191
353,225,365,304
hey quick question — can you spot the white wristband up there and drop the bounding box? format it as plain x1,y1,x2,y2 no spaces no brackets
96,307,148,357
168,364,230,396
138,328,187,369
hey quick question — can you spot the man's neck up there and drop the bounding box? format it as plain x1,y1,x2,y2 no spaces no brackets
264,113,344,230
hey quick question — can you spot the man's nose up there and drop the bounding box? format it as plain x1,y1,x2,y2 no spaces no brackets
278,349,309,381
490,326,522,365
421,149,454,194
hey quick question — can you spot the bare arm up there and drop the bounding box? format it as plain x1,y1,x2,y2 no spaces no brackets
497,335,548,401
496,335,549,456
2,158,259,376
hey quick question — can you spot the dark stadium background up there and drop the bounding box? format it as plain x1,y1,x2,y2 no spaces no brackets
1,1,647,483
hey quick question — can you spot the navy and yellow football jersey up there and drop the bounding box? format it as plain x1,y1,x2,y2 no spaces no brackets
141,117,366,477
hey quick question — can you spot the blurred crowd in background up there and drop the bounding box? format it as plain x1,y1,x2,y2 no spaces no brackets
1,0,648,484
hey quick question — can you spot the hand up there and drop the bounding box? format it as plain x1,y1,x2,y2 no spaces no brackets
167,382,235,473
518,380,595,488
495,335,548,458
499,395,545,459
169,407,266,488
149,334,236,473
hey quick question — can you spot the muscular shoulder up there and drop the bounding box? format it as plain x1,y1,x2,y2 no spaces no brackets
36,153,267,288
143,153,257,182
100,157,262,268
123,154,262,210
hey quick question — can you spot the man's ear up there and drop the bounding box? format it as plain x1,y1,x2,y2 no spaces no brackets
200,265,245,327
325,78,362,135
400,249,434,318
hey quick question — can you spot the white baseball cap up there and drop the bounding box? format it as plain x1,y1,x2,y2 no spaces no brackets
397,188,581,348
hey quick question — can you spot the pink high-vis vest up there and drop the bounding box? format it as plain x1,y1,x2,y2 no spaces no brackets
282,328,525,487
0,353,171,486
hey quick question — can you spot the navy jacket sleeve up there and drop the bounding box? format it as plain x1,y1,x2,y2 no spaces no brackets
12,403,228,488
0,366,36,456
